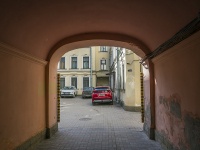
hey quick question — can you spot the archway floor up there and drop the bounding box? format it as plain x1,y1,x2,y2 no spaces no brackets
36,97,162,150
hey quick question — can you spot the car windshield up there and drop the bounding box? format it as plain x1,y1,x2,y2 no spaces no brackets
63,86,75,90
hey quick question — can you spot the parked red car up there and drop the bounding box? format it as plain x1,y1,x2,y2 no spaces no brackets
92,86,113,105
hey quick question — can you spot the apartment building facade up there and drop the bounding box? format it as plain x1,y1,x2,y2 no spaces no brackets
109,47,142,111
57,46,110,95
94,46,110,86
57,46,141,112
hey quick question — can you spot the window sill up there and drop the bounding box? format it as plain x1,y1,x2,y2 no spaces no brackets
58,69,67,70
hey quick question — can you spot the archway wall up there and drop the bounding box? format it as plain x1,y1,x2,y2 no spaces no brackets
0,43,47,149
143,60,155,139
153,30,200,149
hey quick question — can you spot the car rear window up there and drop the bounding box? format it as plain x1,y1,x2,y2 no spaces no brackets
95,87,109,90
93,87,111,93
84,87,93,90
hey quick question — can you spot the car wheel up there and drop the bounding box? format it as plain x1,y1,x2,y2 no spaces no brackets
110,101,113,105
73,93,75,98
92,102,95,106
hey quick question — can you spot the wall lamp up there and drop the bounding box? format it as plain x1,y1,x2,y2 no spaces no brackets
140,60,149,69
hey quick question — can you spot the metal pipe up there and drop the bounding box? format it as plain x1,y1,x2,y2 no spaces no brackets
90,47,93,87
117,47,121,103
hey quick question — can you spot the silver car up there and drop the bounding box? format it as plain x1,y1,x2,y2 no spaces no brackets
60,86,77,98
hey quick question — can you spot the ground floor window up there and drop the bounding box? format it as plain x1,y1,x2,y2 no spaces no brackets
83,77,89,88
60,77,65,89
71,77,77,88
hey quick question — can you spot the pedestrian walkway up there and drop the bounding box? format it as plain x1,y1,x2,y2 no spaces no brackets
35,97,162,150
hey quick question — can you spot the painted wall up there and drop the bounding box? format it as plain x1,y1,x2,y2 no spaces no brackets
153,31,200,149
58,47,96,95
95,46,110,72
124,52,141,110
0,43,46,149
143,60,154,139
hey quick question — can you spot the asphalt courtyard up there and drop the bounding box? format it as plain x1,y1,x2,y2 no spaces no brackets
36,96,162,150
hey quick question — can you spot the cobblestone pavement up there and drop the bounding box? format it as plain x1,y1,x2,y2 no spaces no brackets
36,96,162,150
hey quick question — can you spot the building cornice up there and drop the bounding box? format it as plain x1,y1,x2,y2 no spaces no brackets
0,42,47,66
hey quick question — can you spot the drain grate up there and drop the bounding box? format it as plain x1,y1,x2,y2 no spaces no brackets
79,118,92,121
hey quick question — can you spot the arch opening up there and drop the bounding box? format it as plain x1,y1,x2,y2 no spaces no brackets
46,34,155,139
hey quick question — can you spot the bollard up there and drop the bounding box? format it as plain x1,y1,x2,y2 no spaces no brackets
140,72,144,123
57,73,60,122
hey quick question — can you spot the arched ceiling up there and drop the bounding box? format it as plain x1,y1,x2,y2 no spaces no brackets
0,0,199,60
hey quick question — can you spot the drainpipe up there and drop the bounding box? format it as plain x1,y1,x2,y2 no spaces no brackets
90,47,93,87
117,47,121,103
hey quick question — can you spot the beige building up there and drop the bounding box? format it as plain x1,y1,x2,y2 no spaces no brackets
57,46,141,107
57,46,110,95
57,47,96,95
109,47,141,111
94,46,110,86
124,50,141,111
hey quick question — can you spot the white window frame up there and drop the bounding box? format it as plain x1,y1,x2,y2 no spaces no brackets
70,76,77,88
82,56,90,69
100,46,107,52
60,77,65,89
70,56,78,69
83,76,90,88
100,59,107,70
59,57,65,69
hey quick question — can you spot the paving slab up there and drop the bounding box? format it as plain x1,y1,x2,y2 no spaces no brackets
35,96,162,150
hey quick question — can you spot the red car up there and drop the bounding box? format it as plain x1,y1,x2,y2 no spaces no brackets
92,86,113,105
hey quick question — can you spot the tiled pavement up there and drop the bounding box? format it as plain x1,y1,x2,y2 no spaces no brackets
35,97,162,150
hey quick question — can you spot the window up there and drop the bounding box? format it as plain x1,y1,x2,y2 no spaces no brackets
71,77,77,88
60,77,65,89
100,46,107,52
59,57,65,69
83,77,89,88
100,59,106,70
71,57,77,69
83,56,89,69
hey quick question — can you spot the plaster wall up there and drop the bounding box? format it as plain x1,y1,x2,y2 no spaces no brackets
61,47,95,70
153,31,200,149
60,74,96,95
125,53,141,107
143,61,154,138
0,43,46,149
58,47,96,95
94,46,110,71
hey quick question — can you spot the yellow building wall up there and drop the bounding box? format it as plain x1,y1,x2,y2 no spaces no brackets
58,47,96,95
94,46,110,71
124,51,141,111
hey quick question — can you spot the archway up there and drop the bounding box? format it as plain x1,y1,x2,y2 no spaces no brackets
46,33,155,139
